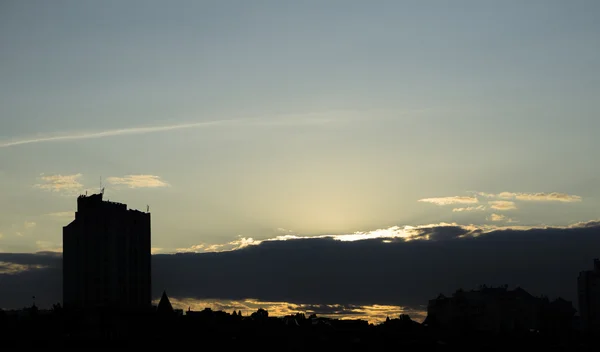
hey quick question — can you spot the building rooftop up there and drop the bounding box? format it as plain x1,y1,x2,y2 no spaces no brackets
76,192,148,214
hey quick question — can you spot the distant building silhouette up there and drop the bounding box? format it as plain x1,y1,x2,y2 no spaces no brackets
156,291,174,316
62,192,151,314
578,258,600,334
425,285,575,333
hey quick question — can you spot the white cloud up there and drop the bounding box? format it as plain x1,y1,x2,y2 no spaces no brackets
228,237,261,249
106,175,169,189
34,173,83,195
204,244,225,252
487,214,518,223
176,237,261,254
418,196,478,206
175,244,206,253
497,192,515,199
489,201,517,211
452,205,486,212
489,214,507,222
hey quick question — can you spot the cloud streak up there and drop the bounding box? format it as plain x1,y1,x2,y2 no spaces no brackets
418,196,478,206
0,113,343,149
489,200,517,210
452,205,486,212
106,175,169,189
0,120,233,148
423,191,581,217
499,192,582,203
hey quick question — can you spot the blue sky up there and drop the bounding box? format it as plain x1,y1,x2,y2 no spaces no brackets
1,0,599,253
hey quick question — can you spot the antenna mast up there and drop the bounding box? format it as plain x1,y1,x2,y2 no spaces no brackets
100,176,105,195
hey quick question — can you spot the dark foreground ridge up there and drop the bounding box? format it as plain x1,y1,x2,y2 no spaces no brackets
0,289,598,351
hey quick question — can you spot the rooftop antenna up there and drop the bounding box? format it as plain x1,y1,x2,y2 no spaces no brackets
147,205,150,213
100,176,105,195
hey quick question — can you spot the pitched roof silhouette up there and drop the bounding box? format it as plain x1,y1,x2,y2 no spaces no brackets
157,290,174,315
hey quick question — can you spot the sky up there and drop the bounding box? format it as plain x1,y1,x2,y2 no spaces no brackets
1,0,600,255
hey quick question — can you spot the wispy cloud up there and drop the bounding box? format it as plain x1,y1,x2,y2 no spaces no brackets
161,297,424,324
46,211,74,218
452,205,486,212
176,237,261,253
106,175,169,189
0,261,47,275
429,191,581,215
24,221,36,229
489,213,507,222
487,213,518,223
499,192,582,203
489,201,517,211
176,244,206,253
0,113,345,149
0,120,234,148
34,173,83,195
476,192,496,198
418,196,478,206
276,228,296,234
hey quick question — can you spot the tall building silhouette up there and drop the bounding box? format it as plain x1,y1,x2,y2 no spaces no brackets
578,259,600,334
62,192,151,313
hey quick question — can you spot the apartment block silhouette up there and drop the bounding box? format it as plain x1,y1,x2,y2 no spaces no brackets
62,192,151,313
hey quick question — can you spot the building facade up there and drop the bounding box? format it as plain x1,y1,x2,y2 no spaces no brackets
578,259,600,334
63,192,151,313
